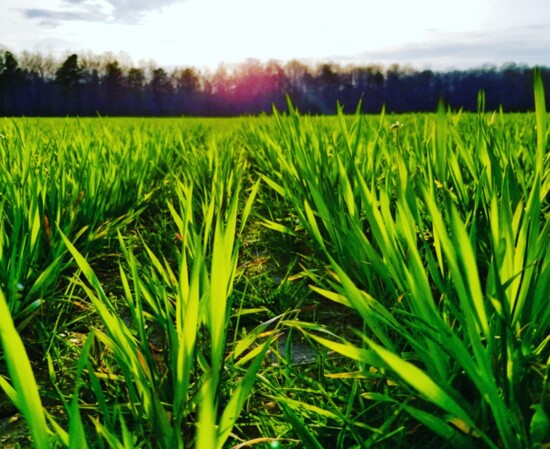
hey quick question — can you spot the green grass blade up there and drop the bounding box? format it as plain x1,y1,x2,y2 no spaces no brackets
217,339,272,447
0,289,51,449
68,331,95,449
196,379,217,449
365,338,475,429
534,68,547,173
280,402,324,449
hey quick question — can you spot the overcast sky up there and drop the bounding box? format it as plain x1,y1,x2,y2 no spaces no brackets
1,0,550,71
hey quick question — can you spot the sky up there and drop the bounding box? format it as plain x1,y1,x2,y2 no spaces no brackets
1,0,550,71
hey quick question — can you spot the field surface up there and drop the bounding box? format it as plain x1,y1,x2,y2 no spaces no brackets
0,93,549,448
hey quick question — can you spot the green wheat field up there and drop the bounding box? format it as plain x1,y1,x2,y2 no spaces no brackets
0,74,549,449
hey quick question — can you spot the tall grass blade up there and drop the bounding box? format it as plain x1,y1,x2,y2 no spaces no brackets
0,289,51,449
534,68,547,173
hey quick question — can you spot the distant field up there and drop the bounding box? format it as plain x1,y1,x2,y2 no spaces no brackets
0,90,549,449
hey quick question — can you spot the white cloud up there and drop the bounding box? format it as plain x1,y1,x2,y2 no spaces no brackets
102,0,188,22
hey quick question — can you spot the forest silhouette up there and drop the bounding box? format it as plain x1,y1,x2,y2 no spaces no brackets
1,50,549,116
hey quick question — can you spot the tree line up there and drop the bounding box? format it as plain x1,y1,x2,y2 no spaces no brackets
1,49,549,116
